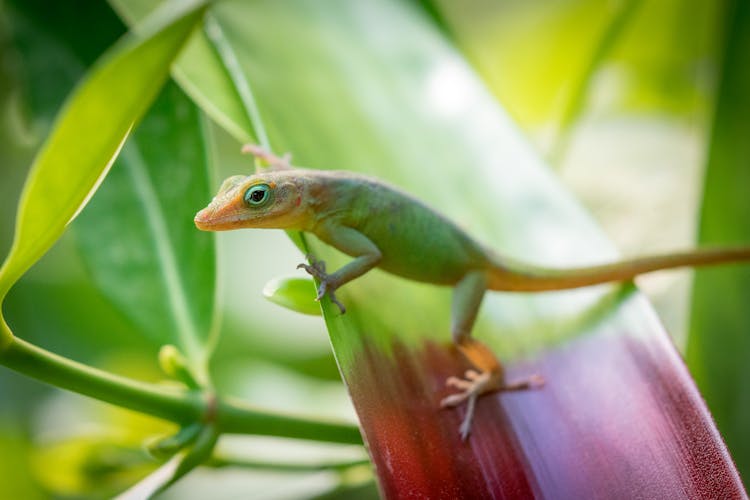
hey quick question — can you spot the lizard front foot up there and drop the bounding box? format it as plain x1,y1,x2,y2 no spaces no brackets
297,255,346,313
441,370,544,441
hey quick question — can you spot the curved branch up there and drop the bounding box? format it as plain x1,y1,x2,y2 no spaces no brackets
0,329,362,445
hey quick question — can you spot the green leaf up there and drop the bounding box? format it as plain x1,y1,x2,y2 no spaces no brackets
263,277,322,316
688,0,750,481
73,83,217,369
0,0,208,308
111,0,260,143
114,0,744,496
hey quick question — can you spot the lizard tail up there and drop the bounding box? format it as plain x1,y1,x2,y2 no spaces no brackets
487,246,750,292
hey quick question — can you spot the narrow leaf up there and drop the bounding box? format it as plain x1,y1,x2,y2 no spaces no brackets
0,0,208,302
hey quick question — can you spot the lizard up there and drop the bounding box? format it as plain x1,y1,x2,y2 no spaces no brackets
194,145,750,439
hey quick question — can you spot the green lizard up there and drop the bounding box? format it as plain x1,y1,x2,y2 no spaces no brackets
195,145,750,439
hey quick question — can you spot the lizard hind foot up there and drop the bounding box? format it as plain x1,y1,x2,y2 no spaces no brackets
440,370,544,441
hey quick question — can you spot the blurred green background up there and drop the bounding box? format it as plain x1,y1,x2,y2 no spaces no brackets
1,0,747,497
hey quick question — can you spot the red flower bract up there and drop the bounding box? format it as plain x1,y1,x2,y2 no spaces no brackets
345,301,745,499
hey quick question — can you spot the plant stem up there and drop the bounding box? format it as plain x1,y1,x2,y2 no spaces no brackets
215,395,362,444
203,13,270,149
0,324,362,445
0,317,12,350
1,334,202,423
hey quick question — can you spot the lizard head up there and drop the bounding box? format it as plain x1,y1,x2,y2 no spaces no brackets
194,171,306,231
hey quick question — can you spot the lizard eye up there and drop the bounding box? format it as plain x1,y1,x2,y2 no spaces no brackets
244,184,272,207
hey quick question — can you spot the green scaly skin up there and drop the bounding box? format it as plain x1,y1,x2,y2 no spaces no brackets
195,146,750,440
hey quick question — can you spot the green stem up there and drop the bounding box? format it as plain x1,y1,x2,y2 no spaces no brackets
0,323,362,444
216,395,362,444
203,13,271,149
0,316,12,350
1,334,202,423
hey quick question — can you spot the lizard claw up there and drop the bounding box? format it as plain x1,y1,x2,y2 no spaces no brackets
297,256,346,314
440,370,496,440
328,292,346,314
441,370,544,441
297,255,327,282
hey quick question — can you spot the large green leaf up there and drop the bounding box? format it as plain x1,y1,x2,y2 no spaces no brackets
73,82,217,369
0,0,208,314
114,0,744,496
688,0,750,481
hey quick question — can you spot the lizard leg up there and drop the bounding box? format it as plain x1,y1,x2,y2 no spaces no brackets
297,225,382,314
441,271,544,440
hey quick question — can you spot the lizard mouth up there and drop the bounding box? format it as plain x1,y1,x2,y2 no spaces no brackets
194,206,236,231
193,207,215,230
